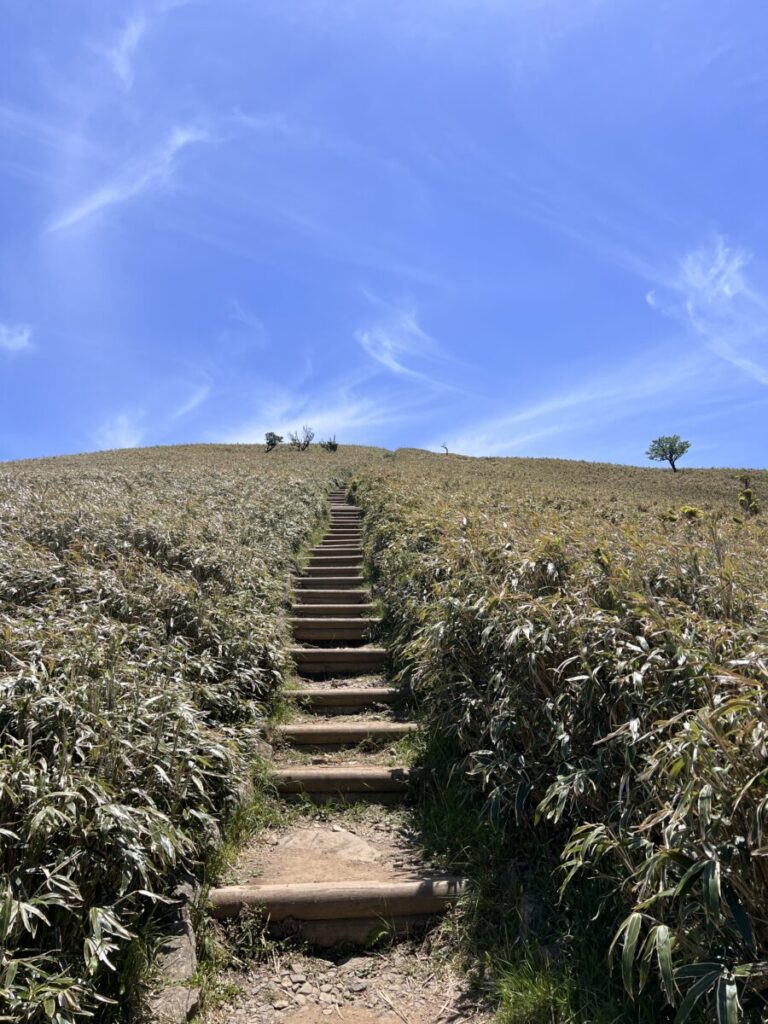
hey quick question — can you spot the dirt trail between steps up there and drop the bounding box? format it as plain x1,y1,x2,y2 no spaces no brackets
204,944,491,1023
201,492,489,1023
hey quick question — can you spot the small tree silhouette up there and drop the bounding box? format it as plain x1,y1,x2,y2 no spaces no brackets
288,425,315,451
264,432,283,452
319,435,338,452
646,435,691,472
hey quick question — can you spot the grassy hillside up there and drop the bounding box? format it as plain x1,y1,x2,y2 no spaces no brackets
0,444,383,1022
1,444,766,1022
353,451,768,1022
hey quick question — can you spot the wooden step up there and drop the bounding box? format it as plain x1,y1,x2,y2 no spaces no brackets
296,589,370,604
290,646,386,673
306,563,362,574
274,721,415,745
313,540,362,547
308,554,362,566
310,545,362,554
273,764,410,794
292,602,375,617
209,878,467,921
291,617,379,641
285,687,399,709
295,576,365,590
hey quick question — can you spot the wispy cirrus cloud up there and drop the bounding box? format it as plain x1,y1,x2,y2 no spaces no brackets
95,411,144,450
435,347,709,456
48,125,211,233
217,363,444,446
101,15,149,90
99,2,193,90
0,323,34,353
218,393,400,446
170,383,211,420
355,295,451,387
651,235,768,386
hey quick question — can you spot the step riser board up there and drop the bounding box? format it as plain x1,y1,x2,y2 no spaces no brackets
290,616,379,629
295,577,365,590
275,723,415,745
286,687,398,709
209,879,467,921
273,766,410,792
296,589,370,604
310,546,363,554
292,626,372,642
303,566,363,577
291,620,379,642
307,556,363,566
292,603,375,617
290,650,387,674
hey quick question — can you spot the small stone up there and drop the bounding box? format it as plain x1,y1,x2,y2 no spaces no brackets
320,983,332,992
290,974,306,984
340,956,370,973
272,1000,289,1010
295,994,307,1006
349,981,367,992
298,984,313,995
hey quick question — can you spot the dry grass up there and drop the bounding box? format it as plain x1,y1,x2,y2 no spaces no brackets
0,444,384,1022
2,443,766,1022
353,451,768,1022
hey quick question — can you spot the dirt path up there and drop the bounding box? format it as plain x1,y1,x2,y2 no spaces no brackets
202,491,487,1023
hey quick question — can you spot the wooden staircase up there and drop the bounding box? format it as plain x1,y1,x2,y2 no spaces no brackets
208,488,466,945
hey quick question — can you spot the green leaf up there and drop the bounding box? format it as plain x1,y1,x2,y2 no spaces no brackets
675,970,723,1024
617,912,643,996
655,924,675,1003
703,860,722,916
715,975,740,1024
723,884,757,956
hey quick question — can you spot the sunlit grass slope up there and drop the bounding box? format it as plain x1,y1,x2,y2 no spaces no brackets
2,443,766,1023
354,450,768,1023
0,443,384,1022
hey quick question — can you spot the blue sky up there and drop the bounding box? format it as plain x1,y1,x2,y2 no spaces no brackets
2,0,768,465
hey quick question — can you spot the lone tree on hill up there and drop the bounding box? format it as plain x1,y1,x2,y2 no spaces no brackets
646,434,691,472
264,432,283,452
288,425,315,451
319,435,338,452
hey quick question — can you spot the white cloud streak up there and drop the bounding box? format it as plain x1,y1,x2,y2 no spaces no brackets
355,299,454,389
655,235,768,386
103,16,149,90
170,383,211,419
0,323,34,353
48,125,210,233
437,349,708,456
100,1,193,89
